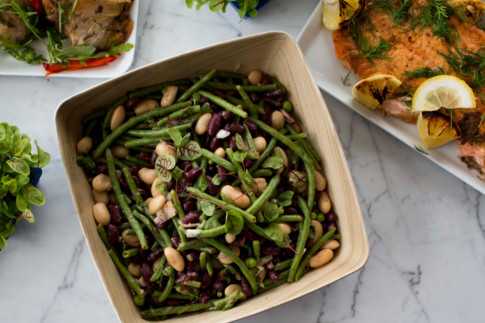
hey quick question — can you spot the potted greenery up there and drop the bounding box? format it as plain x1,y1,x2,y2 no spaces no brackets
185,0,270,19
0,122,50,250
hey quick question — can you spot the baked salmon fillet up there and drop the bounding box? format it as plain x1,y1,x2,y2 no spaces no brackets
332,0,485,177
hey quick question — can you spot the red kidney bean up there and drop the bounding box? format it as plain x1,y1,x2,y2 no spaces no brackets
166,299,185,306
210,137,221,151
243,119,258,132
217,165,229,182
241,276,252,296
186,261,200,274
180,161,191,171
268,270,280,283
183,201,196,212
228,136,237,150
201,273,212,289
265,261,274,270
233,236,246,247
148,248,163,263
171,236,180,249
119,177,129,190
207,164,217,175
132,176,143,188
243,159,254,168
229,123,245,134
199,290,211,304
264,89,284,98
327,222,336,231
125,97,141,109
107,224,119,244
199,96,209,105
146,283,157,294
139,188,150,200
285,207,299,215
223,123,231,132
206,176,220,195
157,220,168,230
90,164,108,176
139,248,150,259
260,75,272,85
147,296,165,307
221,110,232,121
207,113,221,137
129,165,140,177
182,210,202,224
264,97,283,107
326,212,336,223
262,107,272,125
185,167,203,180
108,204,122,224
212,280,224,291
141,262,153,282
261,246,280,256
218,92,227,100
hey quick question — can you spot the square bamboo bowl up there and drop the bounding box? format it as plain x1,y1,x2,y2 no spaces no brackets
56,31,369,322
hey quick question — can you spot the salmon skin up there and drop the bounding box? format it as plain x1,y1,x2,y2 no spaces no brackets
332,0,485,177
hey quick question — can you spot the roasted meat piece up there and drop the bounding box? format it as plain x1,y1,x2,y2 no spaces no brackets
42,0,133,50
0,0,31,42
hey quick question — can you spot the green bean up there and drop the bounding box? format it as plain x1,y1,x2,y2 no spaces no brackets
126,123,191,138
155,105,201,127
153,266,175,303
224,264,242,280
252,240,260,259
150,255,167,282
251,169,273,177
288,195,312,282
206,81,277,92
243,125,258,157
195,157,208,191
118,222,132,230
190,225,225,238
93,101,191,159
141,291,242,318
184,280,201,288
201,148,237,173
170,190,185,220
172,216,187,243
248,136,279,174
276,215,304,222
106,150,148,249
288,133,307,140
122,248,140,258
286,124,321,171
177,240,209,251
83,109,106,124
186,187,256,223
206,253,214,276
245,221,272,241
246,174,280,215
204,238,257,294
133,210,171,248
125,155,152,168
124,137,164,148
258,270,289,294
236,85,258,117
108,249,145,298
97,223,113,249
103,96,128,138
270,75,288,93
167,293,195,300
274,259,293,271
332,233,342,240
177,70,215,102
199,251,207,270
295,227,336,281
121,168,145,206
199,90,248,118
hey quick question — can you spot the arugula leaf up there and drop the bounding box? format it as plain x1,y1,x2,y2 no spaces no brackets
225,211,244,235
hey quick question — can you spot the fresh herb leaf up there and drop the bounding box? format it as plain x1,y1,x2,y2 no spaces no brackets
263,201,279,222
403,67,446,80
438,47,485,89
225,211,244,235
277,191,294,207
264,223,284,243
261,156,283,169
341,71,352,86
199,200,216,216
414,144,429,155
177,141,202,160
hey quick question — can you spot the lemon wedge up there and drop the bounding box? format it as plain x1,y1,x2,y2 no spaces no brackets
417,111,460,148
322,0,362,30
351,74,402,110
412,75,476,112
450,0,485,26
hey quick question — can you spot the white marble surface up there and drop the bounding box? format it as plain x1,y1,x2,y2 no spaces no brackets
0,0,484,322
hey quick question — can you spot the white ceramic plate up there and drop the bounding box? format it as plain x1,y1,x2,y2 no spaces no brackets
0,1,138,78
296,2,485,195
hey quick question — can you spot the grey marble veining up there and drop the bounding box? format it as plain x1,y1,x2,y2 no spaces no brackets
0,0,484,322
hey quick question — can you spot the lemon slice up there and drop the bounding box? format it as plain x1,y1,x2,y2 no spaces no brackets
351,74,402,110
417,112,460,148
322,0,362,30
412,75,476,112
450,0,485,25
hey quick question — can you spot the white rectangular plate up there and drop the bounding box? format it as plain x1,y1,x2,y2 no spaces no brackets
297,2,485,195
0,1,138,78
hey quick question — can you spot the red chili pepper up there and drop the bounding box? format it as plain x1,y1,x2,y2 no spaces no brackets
42,56,118,76
29,0,45,14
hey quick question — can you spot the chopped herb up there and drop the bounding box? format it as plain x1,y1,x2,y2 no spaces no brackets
478,115,485,130
414,145,429,155
479,94,485,104
369,0,413,25
438,47,485,89
412,0,458,43
341,71,352,86
403,67,446,80
402,98,412,108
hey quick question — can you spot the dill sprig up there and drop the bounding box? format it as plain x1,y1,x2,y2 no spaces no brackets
413,0,458,44
341,71,352,86
347,14,392,66
369,0,414,25
438,47,485,89
403,67,446,80
414,145,429,155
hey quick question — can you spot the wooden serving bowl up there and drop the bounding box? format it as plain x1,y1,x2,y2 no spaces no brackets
55,31,369,322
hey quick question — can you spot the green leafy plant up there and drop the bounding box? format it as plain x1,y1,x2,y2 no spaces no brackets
0,123,50,249
185,0,261,19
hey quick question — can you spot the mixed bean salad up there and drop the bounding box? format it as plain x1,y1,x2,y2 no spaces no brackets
75,69,341,320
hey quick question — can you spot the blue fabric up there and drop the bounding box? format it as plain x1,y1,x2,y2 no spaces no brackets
229,0,270,19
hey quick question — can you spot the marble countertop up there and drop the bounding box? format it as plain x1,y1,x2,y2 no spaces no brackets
1,1,484,322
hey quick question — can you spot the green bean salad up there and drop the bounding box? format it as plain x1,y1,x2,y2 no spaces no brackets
75,69,341,320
